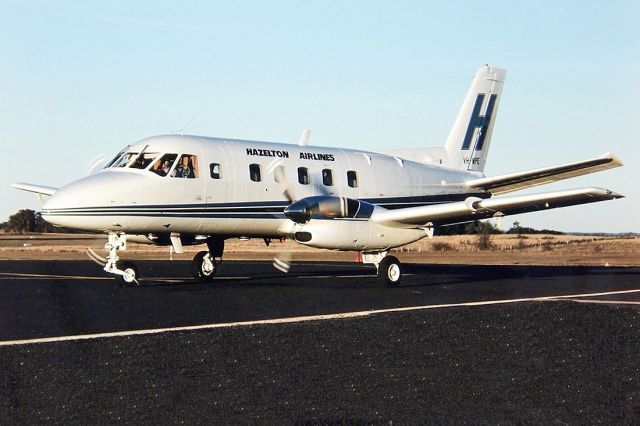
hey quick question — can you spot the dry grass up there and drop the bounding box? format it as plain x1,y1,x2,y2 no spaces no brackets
0,233,638,266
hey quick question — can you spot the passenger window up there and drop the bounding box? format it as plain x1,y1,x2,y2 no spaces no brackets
322,169,333,186
150,154,178,177
210,163,222,179
130,153,159,169
171,154,199,178
347,170,358,188
249,164,261,182
298,167,310,185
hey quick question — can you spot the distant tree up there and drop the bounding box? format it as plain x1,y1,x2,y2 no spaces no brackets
513,220,522,235
436,223,469,235
6,209,37,233
34,211,58,233
4,208,84,234
475,221,497,250
506,224,564,235
438,220,504,236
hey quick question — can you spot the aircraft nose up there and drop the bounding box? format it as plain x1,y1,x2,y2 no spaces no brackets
41,172,144,230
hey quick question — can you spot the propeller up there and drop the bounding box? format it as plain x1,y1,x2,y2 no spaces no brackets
266,160,297,273
267,159,361,272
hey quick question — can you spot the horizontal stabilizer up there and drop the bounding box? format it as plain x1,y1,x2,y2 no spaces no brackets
373,187,623,228
12,182,58,196
464,153,622,195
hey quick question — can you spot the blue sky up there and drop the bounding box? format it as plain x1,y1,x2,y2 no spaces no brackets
1,1,638,232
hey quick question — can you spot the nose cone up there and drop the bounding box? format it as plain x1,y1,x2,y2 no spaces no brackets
283,201,312,224
41,172,145,230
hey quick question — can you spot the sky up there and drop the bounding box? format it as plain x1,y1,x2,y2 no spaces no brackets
1,1,638,233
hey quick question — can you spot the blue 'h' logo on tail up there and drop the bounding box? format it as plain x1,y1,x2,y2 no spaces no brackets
461,93,497,151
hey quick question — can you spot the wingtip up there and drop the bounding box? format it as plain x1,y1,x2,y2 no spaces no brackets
600,152,624,167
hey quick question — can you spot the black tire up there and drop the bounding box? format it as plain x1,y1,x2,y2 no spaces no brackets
378,255,402,287
192,251,217,282
117,261,139,287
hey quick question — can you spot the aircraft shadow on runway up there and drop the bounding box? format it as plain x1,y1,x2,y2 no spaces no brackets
123,262,638,289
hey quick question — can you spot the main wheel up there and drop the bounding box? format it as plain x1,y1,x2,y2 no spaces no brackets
378,255,402,287
192,251,217,282
117,261,140,286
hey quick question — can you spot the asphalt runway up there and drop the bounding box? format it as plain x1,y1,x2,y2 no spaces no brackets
2,259,639,423
0,259,638,342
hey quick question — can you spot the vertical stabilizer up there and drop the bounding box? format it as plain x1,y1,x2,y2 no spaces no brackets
444,65,506,173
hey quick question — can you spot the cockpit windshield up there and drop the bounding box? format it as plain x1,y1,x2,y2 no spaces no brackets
104,149,199,178
130,153,159,169
111,152,139,168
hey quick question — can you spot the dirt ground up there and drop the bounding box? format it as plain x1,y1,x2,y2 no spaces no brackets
0,233,638,266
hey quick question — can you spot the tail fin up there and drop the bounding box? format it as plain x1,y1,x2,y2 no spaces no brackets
444,64,506,173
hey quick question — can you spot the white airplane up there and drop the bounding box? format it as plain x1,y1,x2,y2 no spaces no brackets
13,65,623,286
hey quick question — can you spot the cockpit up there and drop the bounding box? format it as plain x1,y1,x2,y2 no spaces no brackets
104,150,199,179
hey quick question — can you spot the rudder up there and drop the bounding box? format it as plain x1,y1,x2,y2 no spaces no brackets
444,64,506,173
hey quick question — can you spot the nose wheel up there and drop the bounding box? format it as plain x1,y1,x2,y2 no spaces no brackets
93,232,141,286
117,261,140,287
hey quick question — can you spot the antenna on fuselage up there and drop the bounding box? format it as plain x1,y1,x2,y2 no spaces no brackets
169,114,198,134
298,129,311,146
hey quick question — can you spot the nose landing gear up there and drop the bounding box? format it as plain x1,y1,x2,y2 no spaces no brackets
99,232,141,286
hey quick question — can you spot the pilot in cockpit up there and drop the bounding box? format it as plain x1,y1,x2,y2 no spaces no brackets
171,154,198,178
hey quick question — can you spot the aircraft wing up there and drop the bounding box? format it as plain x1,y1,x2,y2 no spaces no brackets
372,187,623,228
464,153,622,195
12,182,58,196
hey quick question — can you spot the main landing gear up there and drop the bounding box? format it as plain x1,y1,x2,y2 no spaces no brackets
361,251,402,287
191,239,224,282
91,233,226,286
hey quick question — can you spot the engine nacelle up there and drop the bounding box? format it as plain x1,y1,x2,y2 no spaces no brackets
284,195,372,223
281,195,428,251
291,218,426,251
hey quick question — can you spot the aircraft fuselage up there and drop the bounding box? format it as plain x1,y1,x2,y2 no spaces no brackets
42,134,486,238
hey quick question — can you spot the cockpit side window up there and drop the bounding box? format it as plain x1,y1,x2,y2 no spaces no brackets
113,152,139,168
150,154,178,177
130,153,159,169
210,163,222,179
171,154,199,178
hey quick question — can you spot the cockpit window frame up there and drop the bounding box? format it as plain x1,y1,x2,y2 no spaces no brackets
130,152,160,170
104,145,131,169
112,152,139,168
150,153,179,177
170,153,200,179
